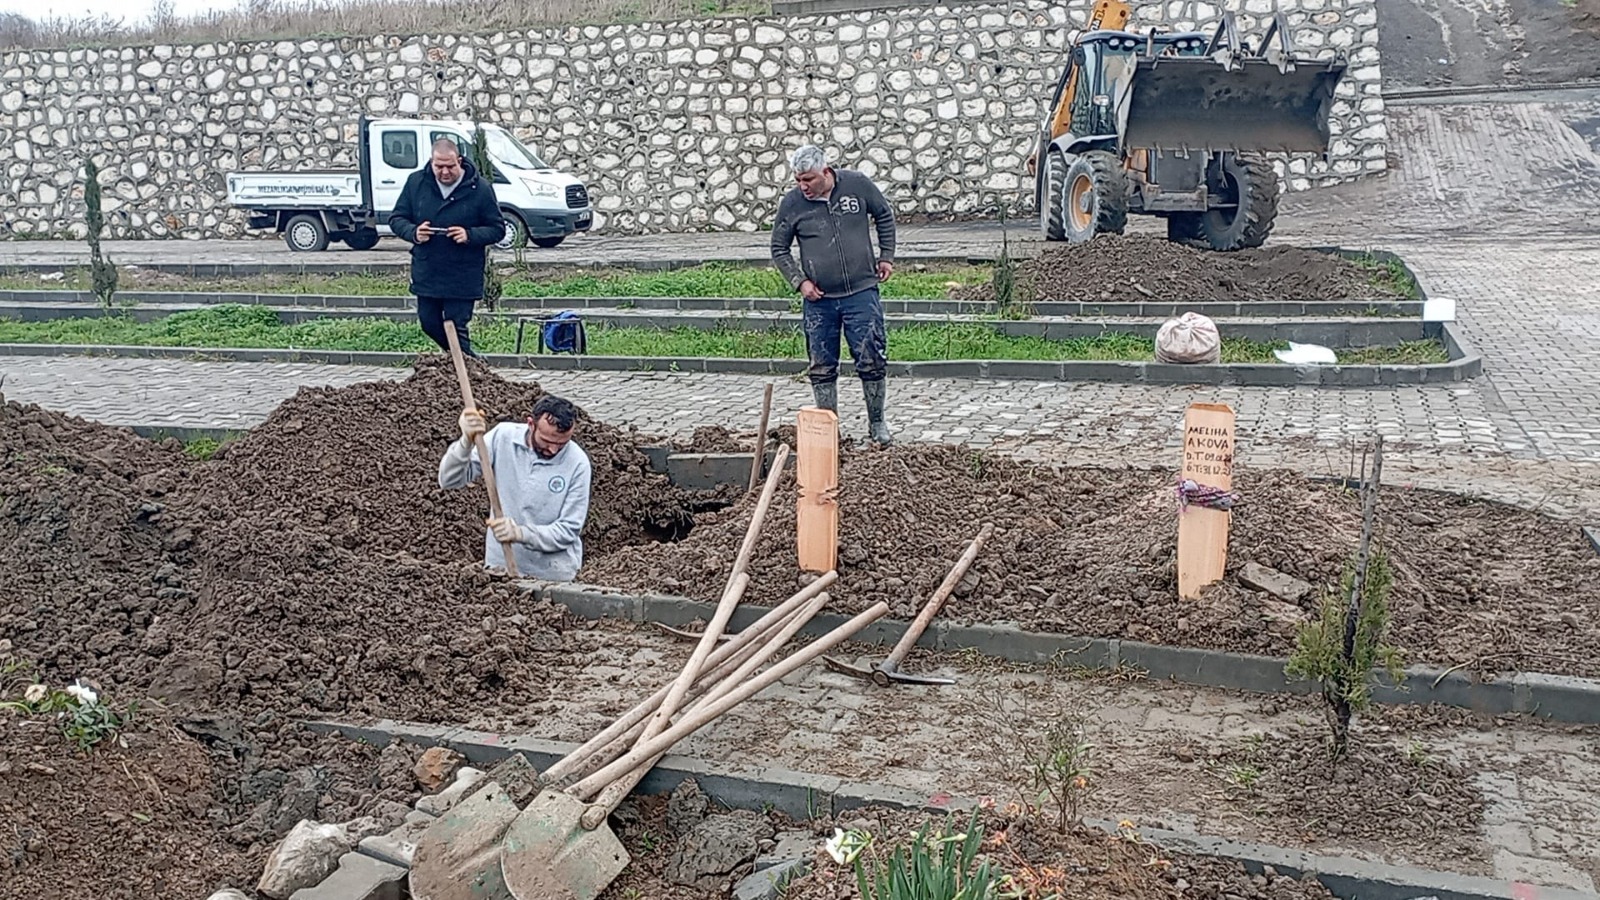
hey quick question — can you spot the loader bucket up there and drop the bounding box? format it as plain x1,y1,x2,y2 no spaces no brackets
1122,56,1346,154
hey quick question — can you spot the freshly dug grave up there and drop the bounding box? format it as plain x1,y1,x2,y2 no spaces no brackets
1,357,728,727
582,444,1600,678
598,789,1338,900
954,234,1407,303
0,701,424,900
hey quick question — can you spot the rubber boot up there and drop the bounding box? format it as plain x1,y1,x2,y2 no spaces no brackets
863,379,892,446
811,381,838,412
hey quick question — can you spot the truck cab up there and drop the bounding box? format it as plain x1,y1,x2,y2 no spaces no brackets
227,116,593,252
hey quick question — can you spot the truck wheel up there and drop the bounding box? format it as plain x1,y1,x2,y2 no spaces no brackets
1199,153,1278,250
531,236,565,249
343,228,380,251
1062,151,1128,243
284,214,329,252
1038,150,1069,241
495,212,527,252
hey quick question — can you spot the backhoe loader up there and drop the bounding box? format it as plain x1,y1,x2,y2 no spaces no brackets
1029,0,1347,250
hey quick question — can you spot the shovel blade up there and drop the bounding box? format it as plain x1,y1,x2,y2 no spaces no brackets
500,789,631,900
410,783,521,900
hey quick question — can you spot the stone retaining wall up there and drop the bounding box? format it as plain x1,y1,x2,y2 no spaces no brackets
0,0,1384,239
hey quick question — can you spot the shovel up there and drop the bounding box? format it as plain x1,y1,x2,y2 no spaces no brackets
498,601,890,900
822,522,993,687
443,320,518,577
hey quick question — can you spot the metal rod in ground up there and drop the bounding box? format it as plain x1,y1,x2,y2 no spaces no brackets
749,383,774,492
565,601,892,809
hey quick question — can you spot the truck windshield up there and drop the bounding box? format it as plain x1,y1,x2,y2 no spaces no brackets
485,128,549,170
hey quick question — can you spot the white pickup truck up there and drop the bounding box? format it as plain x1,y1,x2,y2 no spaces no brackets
225,116,593,252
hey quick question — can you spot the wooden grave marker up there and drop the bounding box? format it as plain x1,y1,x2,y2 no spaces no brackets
1177,402,1236,600
796,406,839,573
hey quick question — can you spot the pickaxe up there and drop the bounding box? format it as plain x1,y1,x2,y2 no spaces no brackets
823,522,994,687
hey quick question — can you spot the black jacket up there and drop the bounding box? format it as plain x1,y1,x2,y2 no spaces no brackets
770,169,897,298
389,159,505,301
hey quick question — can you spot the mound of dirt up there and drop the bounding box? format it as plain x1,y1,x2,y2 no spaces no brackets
582,445,1600,678
0,705,421,900
2,357,727,725
955,234,1406,303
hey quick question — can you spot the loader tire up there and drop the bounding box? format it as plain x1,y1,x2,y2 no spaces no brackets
1062,151,1128,243
1039,150,1069,241
1199,153,1278,251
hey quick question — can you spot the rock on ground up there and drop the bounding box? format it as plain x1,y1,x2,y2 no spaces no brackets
257,821,356,900
666,811,773,891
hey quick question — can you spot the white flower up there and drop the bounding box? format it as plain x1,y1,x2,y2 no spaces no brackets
23,684,48,705
824,827,871,865
65,681,98,706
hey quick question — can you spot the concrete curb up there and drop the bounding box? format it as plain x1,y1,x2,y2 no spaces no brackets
524,581,1600,724
0,288,1426,320
302,719,1592,900
0,328,1481,386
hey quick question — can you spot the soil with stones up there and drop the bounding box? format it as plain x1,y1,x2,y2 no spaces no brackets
954,234,1406,304
1204,730,1485,853
0,703,423,900
601,794,1337,890
582,444,1600,678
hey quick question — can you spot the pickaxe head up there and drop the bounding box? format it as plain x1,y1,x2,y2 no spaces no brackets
821,655,956,687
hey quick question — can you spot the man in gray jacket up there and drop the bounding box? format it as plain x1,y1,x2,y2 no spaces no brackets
438,394,592,581
770,144,897,446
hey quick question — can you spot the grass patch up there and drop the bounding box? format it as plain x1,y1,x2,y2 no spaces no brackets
1351,253,1422,300
0,262,989,301
0,306,1451,365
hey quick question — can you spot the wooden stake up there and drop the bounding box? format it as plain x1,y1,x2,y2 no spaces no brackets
1176,402,1235,599
443,321,519,578
748,383,774,493
796,406,839,573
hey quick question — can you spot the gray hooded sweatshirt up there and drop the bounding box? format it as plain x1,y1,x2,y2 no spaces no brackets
438,422,592,581
770,168,897,298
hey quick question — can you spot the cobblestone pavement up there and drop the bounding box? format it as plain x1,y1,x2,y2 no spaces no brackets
507,627,1600,890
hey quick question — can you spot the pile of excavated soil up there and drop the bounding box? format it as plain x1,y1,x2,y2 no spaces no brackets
582,445,1600,678
0,706,423,900
954,234,1406,303
1,357,727,726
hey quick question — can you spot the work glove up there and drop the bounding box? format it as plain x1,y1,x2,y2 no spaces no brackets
459,408,488,447
487,517,526,545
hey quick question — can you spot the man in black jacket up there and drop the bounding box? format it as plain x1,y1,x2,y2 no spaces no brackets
389,138,506,356
770,144,897,446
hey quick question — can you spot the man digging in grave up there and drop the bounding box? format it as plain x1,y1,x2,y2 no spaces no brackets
770,144,897,446
438,394,593,581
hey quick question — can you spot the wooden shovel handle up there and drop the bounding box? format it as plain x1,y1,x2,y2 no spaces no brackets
882,522,993,670
748,383,774,492
542,571,836,785
568,600,891,814
443,322,518,578
576,589,833,827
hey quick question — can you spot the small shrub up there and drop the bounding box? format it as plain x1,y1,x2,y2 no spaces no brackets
83,158,118,308
1,676,135,752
